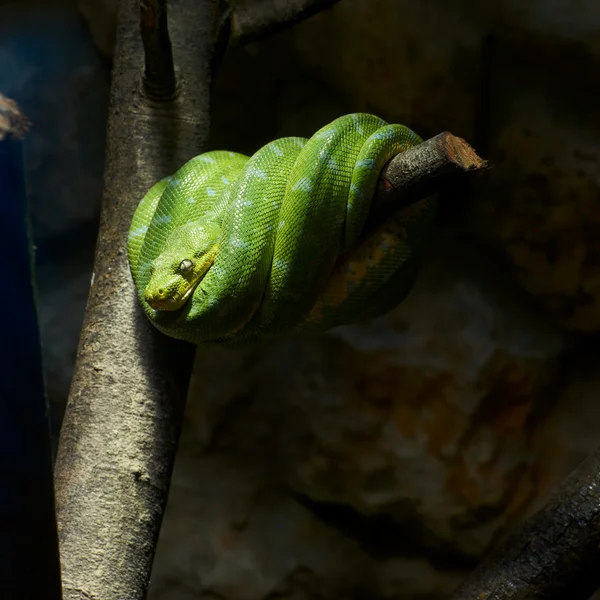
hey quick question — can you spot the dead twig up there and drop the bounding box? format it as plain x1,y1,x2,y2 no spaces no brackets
373,132,487,217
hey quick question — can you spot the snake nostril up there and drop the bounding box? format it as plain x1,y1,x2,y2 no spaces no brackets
158,288,164,296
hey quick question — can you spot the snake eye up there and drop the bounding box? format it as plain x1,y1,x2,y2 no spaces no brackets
179,259,194,274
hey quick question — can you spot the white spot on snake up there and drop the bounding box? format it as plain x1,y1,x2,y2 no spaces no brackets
272,200,280,210
207,187,217,196
374,128,395,140
240,199,253,208
292,177,313,192
292,138,305,148
248,166,268,180
212,265,225,277
228,152,235,157
152,214,172,225
350,183,363,198
196,155,216,164
222,176,230,184
352,114,364,135
265,224,273,231
169,177,181,186
231,238,250,250
273,259,289,272
327,157,339,173
314,128,335,139
356,158,376,169
271,143,284,157
278,220,285,230
320,149,340,174
188,196,195,204
128,225,148,239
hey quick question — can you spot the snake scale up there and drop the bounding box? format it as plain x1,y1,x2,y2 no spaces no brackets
127,113,437,346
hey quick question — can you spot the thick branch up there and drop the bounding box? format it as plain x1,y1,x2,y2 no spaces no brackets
450,445,600,600
230,0,342,45
140,0,176,100
53,0,217,598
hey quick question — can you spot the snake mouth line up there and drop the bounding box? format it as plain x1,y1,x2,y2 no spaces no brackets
147,283,198,311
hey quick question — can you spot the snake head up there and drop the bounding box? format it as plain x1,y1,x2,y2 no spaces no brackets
144,221,220,311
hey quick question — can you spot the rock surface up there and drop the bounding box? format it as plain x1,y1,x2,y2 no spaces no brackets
469,37,600,332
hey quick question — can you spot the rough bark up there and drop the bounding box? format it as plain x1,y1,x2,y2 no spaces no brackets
53,0,215,597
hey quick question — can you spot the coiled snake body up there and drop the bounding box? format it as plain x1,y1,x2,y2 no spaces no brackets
127,113,436,345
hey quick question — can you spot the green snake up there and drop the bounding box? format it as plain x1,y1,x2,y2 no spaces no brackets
127,113,436,346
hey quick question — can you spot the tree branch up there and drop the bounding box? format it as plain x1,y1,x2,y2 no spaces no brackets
229,0,342,45
53,0,215,597
450,445,600,600
371,132,487,223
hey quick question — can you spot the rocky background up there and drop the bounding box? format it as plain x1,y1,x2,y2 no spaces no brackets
2,0,600,598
